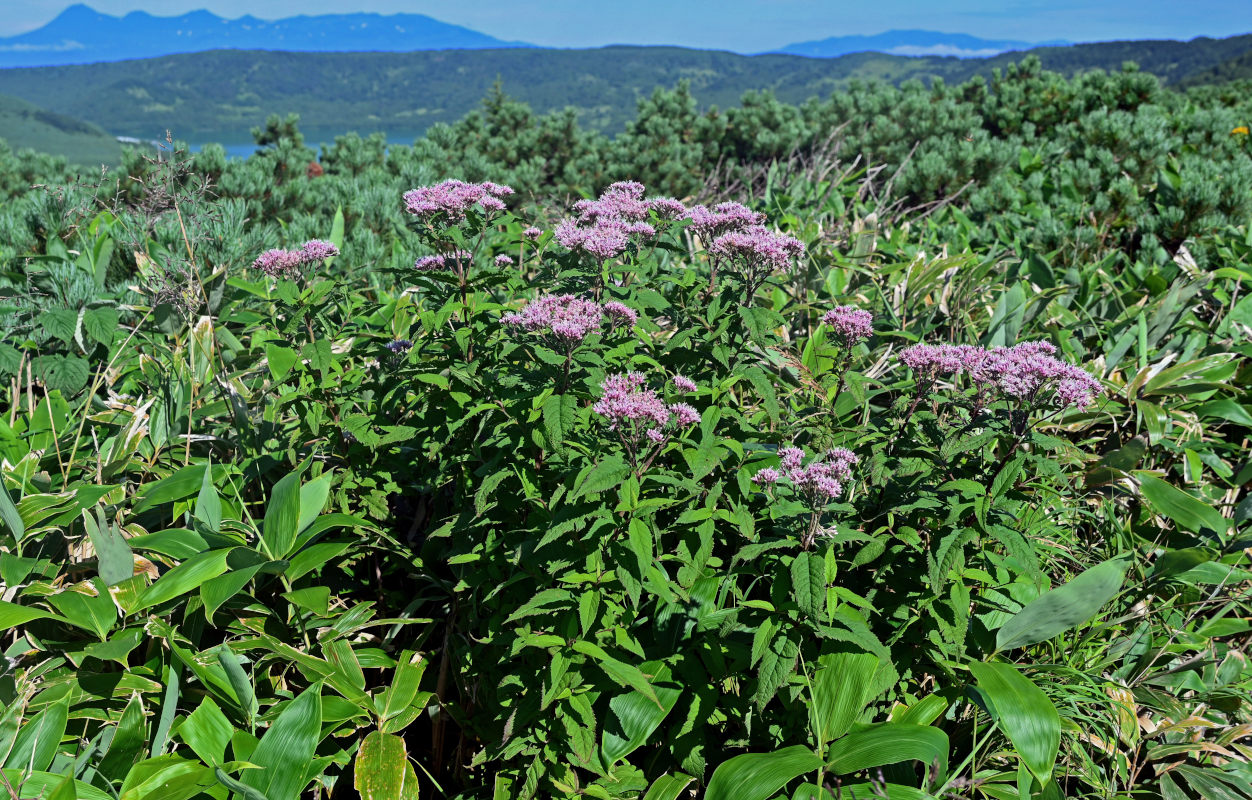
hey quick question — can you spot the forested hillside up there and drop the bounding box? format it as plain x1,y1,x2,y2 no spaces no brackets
0,32,1249,143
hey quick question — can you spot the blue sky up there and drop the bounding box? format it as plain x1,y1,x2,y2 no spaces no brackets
3,0,1251,51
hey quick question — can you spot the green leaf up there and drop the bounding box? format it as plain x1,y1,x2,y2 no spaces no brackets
0,599,53,631
969,661,1060,784
137,549,233,610
375,652,429,726
576,454,630,498
217,647,258,725
133,465,210,514
995,557,1129,651
642,773,694,800
825,722,948,779
809,652,878,748
119,755,216,800
572,641,659,706
267,344,299,381
240,684,323,800
4,696,69,772
354,731,420,800
97,694,148,783
179,698,233,767
83,308,119,347
705,745,821,800
543,393,576,452
262,470,303,559
84,511,133,586
48,580,116,640
790,552,825,620
0,481,23,540
1136,473,1228,537
601,661,683,764
194,466,222,533
38,309,78,343
200,563,264,623
33,354,89,394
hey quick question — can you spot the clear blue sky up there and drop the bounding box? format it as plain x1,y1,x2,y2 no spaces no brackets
3,0,1250,51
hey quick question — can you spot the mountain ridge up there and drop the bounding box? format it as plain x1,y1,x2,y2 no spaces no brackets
0,3,533,68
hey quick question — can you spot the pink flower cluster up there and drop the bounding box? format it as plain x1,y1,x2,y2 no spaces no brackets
708,226,805,276
403,180,514,222
555,181,687,261
501,294,639,350
414,250,472,271
671,374,697,393
899,340,1102,409
594,373,701,447
687,202,765,240
251,239,340,278
754,446,858,506
821,306,874,347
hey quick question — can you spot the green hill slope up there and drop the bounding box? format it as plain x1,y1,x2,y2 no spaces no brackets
0,34,1248,146
0,92,121,165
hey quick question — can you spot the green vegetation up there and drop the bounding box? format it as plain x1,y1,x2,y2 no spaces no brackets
0,92,121,166
0,33,1248,143
0,56,1250,800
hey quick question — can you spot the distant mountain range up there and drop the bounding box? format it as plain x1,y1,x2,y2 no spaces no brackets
0,4,532,68
0,5,1074,68
774,30,1066,59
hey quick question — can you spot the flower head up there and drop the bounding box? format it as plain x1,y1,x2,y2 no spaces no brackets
403,179,514,222
709,225,805,276
821,306,874,347
522,226,543,241
252,248,304,278
671,374,697,393
602,301,639,328
688,202,764,239
768,446,858,508
595,373,701,454
299,239,339,262
494,254,515,267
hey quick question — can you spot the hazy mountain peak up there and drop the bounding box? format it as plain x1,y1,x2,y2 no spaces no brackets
773,29,1068,59
0,4,533,68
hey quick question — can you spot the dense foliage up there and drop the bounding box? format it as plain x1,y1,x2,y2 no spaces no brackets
0,32,1249,144
1,57,1250,800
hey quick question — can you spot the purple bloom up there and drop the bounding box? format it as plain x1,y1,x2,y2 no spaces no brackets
687,201,764,240
502,294,604,349
753,467,782,485
671,374,697,393
556,181,664,262
252,248,304,278
670,403,700,427
709,226,805,275
403,179,514,222
386,339,413,353
647,197,689,220
299,239,339,262
769,446,858,508
494,254,515,267
555,218,631,261
821,306,873,347
602,301,639,328
414,249,471,272
595,373,702,455
522,226,543,241
903,339,1101,409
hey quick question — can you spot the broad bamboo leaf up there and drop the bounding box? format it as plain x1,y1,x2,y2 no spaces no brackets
179,698,233,767
825,722,948,780
705,745,821,800
262,470,303,559
1136,473,1228,537
354,731,420,800
642,773,694,800
601,661,683,764
809,652,878,748
969,661,1060,784
239,684,323,800
136,549,234,610
996,557,1129,651
4,697,69,773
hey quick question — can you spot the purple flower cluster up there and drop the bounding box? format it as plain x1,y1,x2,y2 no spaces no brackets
821,306,874,347
708,226,805,276
671,374,697,393
414,250,472,272
494,254,515,267
522,227,543,241
555,181,686,261
754,446,858,507
403,180,514,222
899,340,1101,409
502,294,639,350
251,240,340,278
594,373,700,447
688,202,765,240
